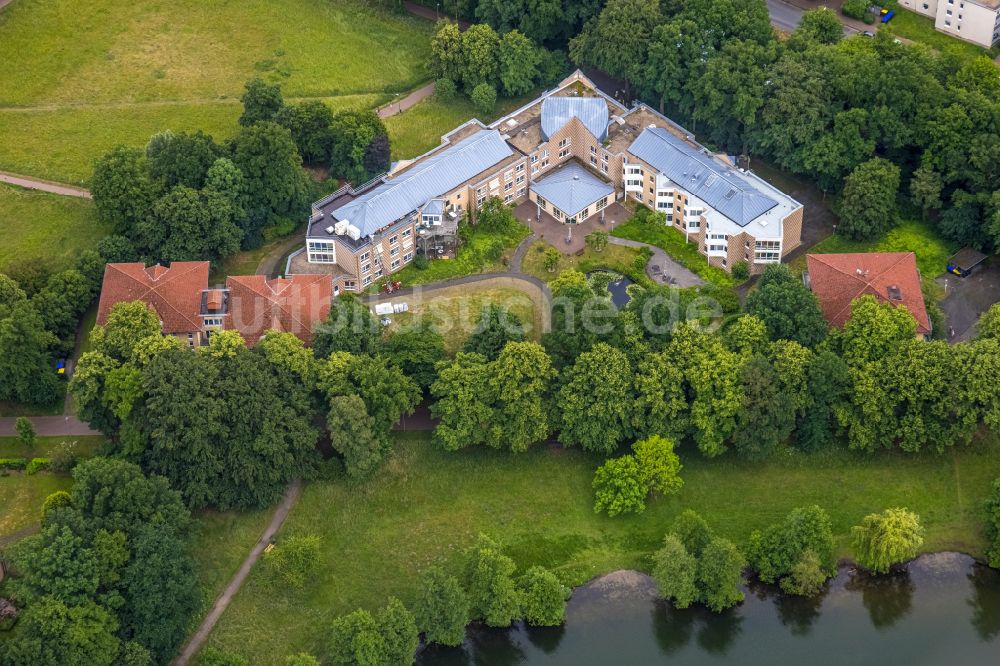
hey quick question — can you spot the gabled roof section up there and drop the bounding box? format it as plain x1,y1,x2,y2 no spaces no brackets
97,262,209,334
225,274,333,346
628,127,778,227
541,97,610,143
806,252,931,335
330,129,513,237
532,162,614,217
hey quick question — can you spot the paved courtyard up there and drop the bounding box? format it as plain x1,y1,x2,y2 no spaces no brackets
513,200,630,255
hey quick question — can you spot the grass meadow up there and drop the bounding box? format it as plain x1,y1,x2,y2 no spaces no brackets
0,182,108,274
201,430,1000,662
0,0,433,183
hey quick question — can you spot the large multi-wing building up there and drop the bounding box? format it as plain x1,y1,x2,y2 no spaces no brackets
291,71,803,291
898,0,1000,47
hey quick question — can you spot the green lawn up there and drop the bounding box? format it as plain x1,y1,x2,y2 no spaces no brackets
0,183,108,274
187,507,272,630
0,436,105,539
389,222,531,288
379,282,544,352
384,94,535,161
884,2,996,61
202,431,1000,663
0,473,71,539
521,239,651,286
790,218,957,278
611,215,736,287
0,0,432,183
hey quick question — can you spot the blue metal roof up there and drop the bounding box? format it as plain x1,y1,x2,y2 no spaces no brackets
422,199,445,217
628,128,777,227
331,130,513,236
532,162,614,217
541,97,609,143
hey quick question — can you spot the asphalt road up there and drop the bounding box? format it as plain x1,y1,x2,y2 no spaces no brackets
766,0,859,35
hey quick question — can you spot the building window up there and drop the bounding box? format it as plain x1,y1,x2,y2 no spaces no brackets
537,197,547,210
559,148,570,159
596,197,607,211
602,152,609,162
403,252,413,262
505,170,513,181
504,181,513,192
391,259,401,269
541,159,549,168
390,246,400,257
204,318,223,327
590,156,598,166
580,207,589,218
389,235,398,245
530,154,538,164
504,193,513,203
559,137,570,148
602,163,609,173
590,145,597,155
635,193,643,202
516,163,524,173
362,275,372,286
945,19,951,25
516,174,525,184
531,164,539,175
516,187,526,197
361,263,371,274
553,209,562,220
360,251,370,261
402,228,412,238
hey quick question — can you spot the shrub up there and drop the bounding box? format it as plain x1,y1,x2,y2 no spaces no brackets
464,534,522,627
747,505,836,593
0,458,27,470
779,549,828,596
413,567,469,647
542,247,561,272
983,478,1000,568
41,490,72,523
264,534,321,588
651,534,698,608
632,435,683,497
470,83,497,114
592,455,646,517
842,0,867,19
517,566,570,626
413,253,430,270
434,77,458,102
731,260,750,282
15,417,35,447
200,648,249,666
25,458,50,475
852,508,924,574
49,440,79,473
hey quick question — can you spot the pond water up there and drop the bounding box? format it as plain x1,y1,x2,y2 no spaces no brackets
585,271,634,309
418,554,1000,665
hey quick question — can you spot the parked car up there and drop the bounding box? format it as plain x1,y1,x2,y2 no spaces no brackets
862,30,876,38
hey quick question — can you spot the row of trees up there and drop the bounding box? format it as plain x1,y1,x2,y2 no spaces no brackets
239,78,391,183
569,0,1000,247
654,505,924,615
1,458,199,665
329,534,569,663
0,245,108,406
426,265,1000,460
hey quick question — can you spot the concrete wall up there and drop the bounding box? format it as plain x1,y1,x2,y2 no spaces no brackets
933,0,1000,47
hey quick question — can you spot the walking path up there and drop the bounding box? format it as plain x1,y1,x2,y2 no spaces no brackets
608,237,705,288
404,1,471,29
0,415,97,437
376,82,436,119
172,480,303,666
0,170,91,198
509,233,538,273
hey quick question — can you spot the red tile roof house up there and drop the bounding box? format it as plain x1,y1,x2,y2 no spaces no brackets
97,263,333,347
226,274,332,346
97,262,215,347
805,252,932,338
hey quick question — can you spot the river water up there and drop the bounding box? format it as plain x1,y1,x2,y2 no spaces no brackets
418,554,1000,665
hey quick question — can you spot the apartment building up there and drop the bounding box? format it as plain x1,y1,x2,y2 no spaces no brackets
898,0,1000,47
294,71,802,283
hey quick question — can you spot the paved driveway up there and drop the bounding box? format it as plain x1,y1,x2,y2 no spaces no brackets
937,259,1000,342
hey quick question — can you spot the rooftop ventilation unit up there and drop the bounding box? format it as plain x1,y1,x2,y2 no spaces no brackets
325,225,335,235
888,285,902,301
724,188,737,200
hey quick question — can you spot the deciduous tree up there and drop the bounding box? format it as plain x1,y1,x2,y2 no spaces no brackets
852,508,924,574
517,566,570,626
836,158,901,241
413,567,469,646
557,343,634,454
592,455,646,517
